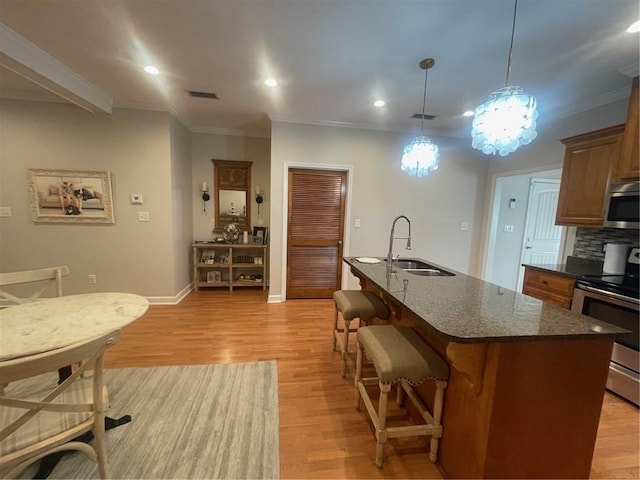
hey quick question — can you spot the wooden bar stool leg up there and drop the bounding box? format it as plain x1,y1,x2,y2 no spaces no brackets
341,318,353,377
429,380,447,462
354,341,363,409
375,382,391,468
332,304,339,351
396,380,404,406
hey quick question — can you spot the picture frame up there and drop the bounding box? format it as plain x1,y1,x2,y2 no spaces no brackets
206,271,222,283
253,226,268,245
27,169,115,224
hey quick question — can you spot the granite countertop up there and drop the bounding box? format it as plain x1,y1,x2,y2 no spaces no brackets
344,257,627,344
522,256,604,278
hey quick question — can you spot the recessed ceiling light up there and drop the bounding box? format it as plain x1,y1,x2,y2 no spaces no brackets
627,20,640,33
463,110,474,117
144,65,159,75
374,100,386,107
264,78,278,87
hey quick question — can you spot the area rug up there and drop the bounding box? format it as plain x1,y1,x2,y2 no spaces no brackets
17,361,280,479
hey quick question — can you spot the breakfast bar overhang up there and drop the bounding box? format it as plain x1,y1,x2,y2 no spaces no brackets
344,257,628,479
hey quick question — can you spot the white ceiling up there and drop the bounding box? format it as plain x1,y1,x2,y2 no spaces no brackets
0,0,638,139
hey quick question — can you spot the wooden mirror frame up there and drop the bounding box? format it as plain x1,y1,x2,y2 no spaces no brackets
213,160,252,231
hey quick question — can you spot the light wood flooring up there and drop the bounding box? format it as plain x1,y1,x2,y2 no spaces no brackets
105,290,640,479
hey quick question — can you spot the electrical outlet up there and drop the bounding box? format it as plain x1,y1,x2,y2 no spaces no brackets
355,218,361,228
138,211,150,222
504,224,514,232
0,207,12,217
460,222,469,231
88,274,97,284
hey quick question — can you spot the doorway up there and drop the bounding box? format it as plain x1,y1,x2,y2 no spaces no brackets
484,168,563,291
286,168,347,299
515,179,562,291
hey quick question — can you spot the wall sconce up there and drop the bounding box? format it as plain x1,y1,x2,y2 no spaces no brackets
255,185,264,226
200,182,210,212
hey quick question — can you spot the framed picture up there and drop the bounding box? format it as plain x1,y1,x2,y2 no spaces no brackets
27,169,115,224
253,226,268,245
206,271,222,283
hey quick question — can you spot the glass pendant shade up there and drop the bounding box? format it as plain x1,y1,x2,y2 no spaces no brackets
402,58,439,177
401,135,440,177
471,86,538,156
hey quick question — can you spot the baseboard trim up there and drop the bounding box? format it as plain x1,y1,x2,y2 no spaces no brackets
146,283,193,305
267,294,283,303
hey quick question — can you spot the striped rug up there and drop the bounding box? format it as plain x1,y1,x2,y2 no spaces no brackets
18,361,280,479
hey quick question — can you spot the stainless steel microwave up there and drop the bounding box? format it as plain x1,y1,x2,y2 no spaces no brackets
604,181,640,229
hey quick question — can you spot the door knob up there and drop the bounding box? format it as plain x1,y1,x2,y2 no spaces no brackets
337,240,343,245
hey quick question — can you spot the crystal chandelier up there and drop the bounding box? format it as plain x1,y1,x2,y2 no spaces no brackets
401,58,439,177
472,0,538,156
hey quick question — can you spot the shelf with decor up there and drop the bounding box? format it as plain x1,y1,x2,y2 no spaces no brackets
192,242,267,291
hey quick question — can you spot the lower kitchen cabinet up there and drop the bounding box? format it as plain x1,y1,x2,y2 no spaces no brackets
192,242,267,291
522,267,575,309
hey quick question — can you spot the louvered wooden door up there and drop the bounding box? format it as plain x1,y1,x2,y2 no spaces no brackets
286,169,347,299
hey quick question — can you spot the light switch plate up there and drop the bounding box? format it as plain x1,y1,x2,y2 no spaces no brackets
130,194,143,204
0,207,12,217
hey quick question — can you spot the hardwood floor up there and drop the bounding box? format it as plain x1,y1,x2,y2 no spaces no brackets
105,290,640,479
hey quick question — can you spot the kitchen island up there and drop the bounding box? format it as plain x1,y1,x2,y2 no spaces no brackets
344,256,628,479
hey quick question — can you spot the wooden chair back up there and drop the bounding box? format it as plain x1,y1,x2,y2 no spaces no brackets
0,266,69,306
0,329,120,479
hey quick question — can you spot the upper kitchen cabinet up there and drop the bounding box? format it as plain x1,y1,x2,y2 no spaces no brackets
556,125,625,227
615,76,639,181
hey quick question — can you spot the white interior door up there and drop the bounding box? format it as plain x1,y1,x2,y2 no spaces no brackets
516,179,562,291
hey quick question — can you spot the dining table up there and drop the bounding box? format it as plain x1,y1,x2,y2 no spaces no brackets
0,291,149,478
0,292,149,361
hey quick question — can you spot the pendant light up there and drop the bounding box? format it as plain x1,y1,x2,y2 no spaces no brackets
471,0,538,156
401,58,439,177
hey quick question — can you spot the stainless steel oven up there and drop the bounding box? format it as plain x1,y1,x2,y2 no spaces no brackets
572,284,639,405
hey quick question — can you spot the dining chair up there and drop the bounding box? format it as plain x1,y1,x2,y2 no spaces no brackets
0,329,121,479
0,266,69,307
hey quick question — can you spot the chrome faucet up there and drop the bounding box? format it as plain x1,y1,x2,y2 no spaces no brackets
386,215,412,269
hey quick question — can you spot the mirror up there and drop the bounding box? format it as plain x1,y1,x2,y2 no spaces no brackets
213,160,252,231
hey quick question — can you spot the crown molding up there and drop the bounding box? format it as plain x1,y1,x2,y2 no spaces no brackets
619,62,640,78
548,86,630,121
0,23,112,114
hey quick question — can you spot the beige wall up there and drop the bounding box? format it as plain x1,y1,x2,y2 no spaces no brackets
191,133,271,242
1,96,628,302
269,121,490,301
170,116,194,297
0,100,179,299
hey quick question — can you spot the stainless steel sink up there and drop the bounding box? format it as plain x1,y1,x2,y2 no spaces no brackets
403,268,454,277
389,259,431,269
385,258,455,276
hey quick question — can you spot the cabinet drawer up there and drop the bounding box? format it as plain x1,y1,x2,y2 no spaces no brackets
523,269,575,296
522,284,573,309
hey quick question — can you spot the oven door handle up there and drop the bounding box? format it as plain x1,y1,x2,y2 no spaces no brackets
576,284,640,307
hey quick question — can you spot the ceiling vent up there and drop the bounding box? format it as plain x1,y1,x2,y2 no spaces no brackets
411,113,438,120
187,90,219,99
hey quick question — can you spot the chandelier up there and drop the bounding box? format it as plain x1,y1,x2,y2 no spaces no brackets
471,0,538,156
401,58,439,177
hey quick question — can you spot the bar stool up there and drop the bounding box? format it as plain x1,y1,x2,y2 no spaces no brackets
354,325,449,468
332,290,389,377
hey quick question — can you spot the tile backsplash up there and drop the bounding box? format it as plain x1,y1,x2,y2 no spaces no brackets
573,228,640,260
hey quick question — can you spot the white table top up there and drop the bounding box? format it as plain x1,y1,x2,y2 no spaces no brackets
0,292,149,361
